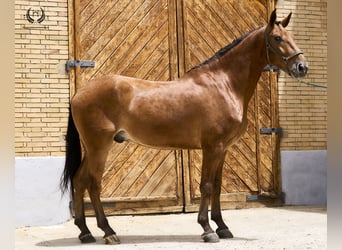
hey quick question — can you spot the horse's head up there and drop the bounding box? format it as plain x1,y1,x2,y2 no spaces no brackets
265,9,308,78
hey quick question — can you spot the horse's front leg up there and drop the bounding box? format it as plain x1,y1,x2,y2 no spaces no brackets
210,156,234,239
198,187,217,242
87,176,120,244
198,145,226,243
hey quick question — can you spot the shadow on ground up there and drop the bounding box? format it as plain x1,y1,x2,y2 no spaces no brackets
36,235,256,247
276,206,326,214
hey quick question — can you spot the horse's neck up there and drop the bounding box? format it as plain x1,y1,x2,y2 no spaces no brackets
217,27,267,104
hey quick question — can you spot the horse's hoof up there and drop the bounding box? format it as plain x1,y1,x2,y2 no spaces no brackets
79,233,96,243
104,234,121,244
201,232,220,243
216,228,234,239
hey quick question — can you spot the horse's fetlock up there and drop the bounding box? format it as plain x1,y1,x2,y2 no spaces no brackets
211,213,222,223
74,217,85,227
198,215,208,225
97,217,109,229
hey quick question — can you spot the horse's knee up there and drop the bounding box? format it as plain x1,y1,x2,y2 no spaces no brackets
200,182,214,194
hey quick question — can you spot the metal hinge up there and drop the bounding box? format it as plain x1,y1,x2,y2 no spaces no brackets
260,127,283,138
65,60,95,72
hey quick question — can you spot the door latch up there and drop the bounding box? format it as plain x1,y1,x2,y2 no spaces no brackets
65,60,95,72
260,127,283,137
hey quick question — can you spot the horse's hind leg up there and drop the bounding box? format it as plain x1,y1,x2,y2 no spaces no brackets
73,159,96,243
85,134,120,244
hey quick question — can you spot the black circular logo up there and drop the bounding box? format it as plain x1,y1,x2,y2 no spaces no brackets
26,7,45,24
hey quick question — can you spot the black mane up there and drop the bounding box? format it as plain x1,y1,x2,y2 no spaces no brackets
188,26,263,72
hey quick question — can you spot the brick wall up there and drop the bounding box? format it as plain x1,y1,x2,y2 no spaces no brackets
275,0,327,150
15,0,69,156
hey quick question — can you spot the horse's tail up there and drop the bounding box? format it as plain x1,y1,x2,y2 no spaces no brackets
60,106,81,195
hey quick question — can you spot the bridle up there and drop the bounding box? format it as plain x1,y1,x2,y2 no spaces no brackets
264,28,303,74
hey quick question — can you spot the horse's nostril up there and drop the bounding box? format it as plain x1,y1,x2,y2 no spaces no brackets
298,63,304,71
297,62,308,74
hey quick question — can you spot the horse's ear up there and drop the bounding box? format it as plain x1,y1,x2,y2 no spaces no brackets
269,9,277,27
281,12,292,27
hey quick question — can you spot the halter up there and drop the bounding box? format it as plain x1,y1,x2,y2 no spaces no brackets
264,29,303,74
263,29,327,89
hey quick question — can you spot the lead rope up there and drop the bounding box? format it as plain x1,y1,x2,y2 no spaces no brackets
291,76,328,89
264,65,328,89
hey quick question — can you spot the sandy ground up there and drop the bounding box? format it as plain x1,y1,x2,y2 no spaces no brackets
15,206,327,250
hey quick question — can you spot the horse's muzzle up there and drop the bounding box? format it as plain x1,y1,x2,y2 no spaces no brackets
291,61,308,78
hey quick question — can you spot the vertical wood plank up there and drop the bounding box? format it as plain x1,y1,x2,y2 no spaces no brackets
73,0,82,89
176,0,186,77
270,71,281,194
68,0,76,98
168,0,179,80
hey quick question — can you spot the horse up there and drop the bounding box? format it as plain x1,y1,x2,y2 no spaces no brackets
61,9,308,244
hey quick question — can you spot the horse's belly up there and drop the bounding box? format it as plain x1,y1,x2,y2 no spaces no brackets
116,123,202,150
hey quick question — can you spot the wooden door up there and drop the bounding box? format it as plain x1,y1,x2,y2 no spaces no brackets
69,0,184,215
68,0,281,215
179,0,281,211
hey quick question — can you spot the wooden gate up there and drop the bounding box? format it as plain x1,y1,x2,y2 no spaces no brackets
68,0,281,215
179,0,281,211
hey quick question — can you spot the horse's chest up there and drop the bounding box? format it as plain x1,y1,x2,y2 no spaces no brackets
211,91,244,124
206,96,246,141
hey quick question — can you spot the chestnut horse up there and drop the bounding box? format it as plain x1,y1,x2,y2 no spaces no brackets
61,9,308,244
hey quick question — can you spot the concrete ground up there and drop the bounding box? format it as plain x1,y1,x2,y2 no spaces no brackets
16,206,327,250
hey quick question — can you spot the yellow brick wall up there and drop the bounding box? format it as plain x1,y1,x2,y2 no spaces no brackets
15,0,69,156
276,0,327,150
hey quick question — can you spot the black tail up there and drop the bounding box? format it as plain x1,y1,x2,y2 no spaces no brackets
60,107,82,195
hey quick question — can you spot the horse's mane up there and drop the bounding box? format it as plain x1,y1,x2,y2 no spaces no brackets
188,26,264,72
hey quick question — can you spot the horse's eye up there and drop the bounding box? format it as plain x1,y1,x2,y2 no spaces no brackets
274,36,282,43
